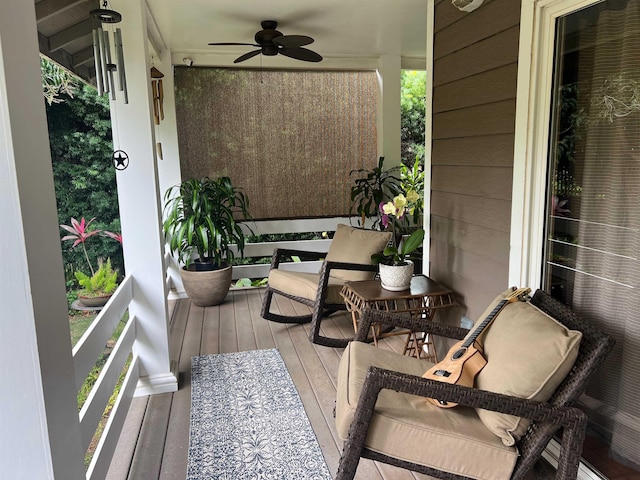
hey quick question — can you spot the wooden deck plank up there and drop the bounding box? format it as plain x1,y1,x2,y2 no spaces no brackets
231,290,258,352
247,287,277,351
127,393,173,479
158,300,204,480
200,301,220,355
105,396,148,480
218,295,238,353
167,298,190,364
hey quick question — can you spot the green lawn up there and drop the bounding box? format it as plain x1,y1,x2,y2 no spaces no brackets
69,311,97,346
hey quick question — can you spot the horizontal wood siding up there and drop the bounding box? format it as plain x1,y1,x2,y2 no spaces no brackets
429,0,521,319
432,134,514,167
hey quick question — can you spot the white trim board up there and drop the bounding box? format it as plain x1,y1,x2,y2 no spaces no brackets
511,1,611,479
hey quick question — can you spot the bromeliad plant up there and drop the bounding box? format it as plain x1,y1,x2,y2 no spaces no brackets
162,177,252,270
60,216,122,295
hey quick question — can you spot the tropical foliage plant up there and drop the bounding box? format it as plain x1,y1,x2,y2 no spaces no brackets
75,258,118,297
399,157,425,230
401,70,426,165
41,56,76,105
60,216,121,274
45,64,122,280
349,156,401,230
163,177,252,269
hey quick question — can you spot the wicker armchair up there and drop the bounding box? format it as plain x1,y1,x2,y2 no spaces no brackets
335,289,615,480
261,224,392,348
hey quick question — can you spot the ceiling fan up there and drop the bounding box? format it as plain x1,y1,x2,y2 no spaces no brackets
208,20,322,63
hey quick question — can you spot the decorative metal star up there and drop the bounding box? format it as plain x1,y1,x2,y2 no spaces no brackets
112,150,129,170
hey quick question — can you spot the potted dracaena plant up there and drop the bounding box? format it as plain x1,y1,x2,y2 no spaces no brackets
162,176,252,306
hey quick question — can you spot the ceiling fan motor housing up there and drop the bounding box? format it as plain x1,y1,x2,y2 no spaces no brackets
256,20,282,56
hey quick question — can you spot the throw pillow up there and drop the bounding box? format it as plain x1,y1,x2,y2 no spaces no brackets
473,297,582,446
325,224,392,282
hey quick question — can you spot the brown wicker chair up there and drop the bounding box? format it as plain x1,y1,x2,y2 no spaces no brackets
261,224,392,348
335,289,615,480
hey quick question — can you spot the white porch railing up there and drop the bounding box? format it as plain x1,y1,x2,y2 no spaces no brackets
71,274,139,480
166,216,368,296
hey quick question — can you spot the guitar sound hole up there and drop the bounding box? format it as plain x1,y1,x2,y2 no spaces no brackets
451,348,466,360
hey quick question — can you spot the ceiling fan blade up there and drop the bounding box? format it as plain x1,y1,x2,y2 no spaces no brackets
280,47,323,62
208,42,260,47
273,35,314,48
234,49,262,63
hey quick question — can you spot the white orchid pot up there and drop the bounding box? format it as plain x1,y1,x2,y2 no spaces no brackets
379,260,414,291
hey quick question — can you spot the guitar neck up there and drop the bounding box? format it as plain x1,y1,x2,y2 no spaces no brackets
462,288,531,348
462,300,509,347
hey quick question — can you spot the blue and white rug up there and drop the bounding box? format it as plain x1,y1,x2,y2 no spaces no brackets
187,349,332,480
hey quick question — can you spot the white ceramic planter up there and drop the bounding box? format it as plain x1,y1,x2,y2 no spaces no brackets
379,261,414,291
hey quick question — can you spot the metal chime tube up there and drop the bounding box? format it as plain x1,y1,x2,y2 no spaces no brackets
114,28,128,104
98,27,109,93
92,28,104,95
103,30,116,100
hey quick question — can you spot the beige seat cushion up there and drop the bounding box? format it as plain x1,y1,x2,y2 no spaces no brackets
325,224,392,282
471,292,582,446
336,342,518,480
267,270,345,304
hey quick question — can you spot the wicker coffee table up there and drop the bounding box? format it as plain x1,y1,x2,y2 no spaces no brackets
340,275,456,360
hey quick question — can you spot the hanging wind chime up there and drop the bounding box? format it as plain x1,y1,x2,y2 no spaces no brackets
91,1,131,170
91,1,128,104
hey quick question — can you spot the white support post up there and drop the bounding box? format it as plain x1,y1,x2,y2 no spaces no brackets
108,0,177,396
0,1,85,478
153,50,185,295
377,54,402,168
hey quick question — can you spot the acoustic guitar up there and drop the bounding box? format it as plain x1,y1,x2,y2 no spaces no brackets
422,287,531,408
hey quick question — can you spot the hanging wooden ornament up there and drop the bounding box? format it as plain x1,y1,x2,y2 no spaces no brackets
150,67,164,125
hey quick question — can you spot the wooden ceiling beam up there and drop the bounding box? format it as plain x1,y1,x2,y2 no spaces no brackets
48,17,93,52
72,46,94,67
36,0,91,23
38,31,94,86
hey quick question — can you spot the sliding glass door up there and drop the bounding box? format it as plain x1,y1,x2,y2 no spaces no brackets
542,0,640,476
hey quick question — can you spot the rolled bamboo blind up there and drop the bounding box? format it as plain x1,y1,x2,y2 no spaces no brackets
174,67,378,220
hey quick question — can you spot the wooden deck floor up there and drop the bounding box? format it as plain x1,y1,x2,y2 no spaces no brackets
105,287,435,480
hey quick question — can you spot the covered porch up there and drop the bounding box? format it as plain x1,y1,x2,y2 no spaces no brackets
6,0,636,479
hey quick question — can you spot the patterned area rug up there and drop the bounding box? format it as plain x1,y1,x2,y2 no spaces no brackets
187,349,332,480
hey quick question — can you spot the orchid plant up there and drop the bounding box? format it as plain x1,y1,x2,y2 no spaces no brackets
60,217,122,294
372,193,425,266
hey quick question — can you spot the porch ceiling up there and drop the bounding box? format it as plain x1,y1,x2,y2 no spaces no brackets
35,0,428,85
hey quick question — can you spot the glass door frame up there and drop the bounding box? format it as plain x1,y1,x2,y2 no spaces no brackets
510,1,607,478
510,0,602,289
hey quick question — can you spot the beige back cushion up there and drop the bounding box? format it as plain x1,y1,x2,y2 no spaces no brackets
472,295,582,446
325,224,392,281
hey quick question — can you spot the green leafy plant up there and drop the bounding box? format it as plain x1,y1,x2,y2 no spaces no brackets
401,70,426,164
399,157,425,232
371,228,425,266
60,217,122,294
75,258,118,297
163,177,252,269
234,277,268,288
349,156,401,230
